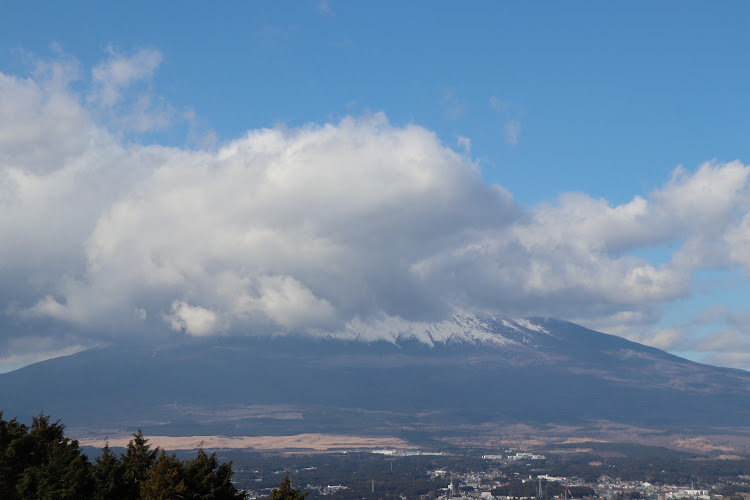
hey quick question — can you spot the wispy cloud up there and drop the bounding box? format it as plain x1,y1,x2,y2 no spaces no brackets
489,95,507,112
441,87,466,121
87,47,173,134
504,119,521,145
490,95,522,146
317,0,334,15
457,136,471,154
625,327,689,351
90,47,162,107
0,337,90,374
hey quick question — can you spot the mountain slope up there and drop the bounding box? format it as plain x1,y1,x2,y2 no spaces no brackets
1,316,749,437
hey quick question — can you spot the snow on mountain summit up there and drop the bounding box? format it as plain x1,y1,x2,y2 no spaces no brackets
317,313,552,348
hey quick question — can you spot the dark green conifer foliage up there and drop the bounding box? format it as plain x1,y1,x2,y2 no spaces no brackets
0,413,247,499
6,413,93,499
269,474,308,500
140,450,187,500
121,429,159,499
93,441,126,500
184,447,246,500
0,412,30,499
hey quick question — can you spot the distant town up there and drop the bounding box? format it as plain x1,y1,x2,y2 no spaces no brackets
220,445,750,500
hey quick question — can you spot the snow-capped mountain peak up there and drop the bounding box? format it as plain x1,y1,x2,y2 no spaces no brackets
316,312,556,348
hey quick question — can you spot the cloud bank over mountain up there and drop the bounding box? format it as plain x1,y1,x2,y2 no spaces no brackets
2,50,750,370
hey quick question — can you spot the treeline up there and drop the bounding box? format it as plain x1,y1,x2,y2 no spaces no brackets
0,412,247,499
222,451,466,498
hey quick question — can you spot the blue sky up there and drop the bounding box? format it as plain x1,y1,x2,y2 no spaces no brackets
7,1,749,203
1,2,750,372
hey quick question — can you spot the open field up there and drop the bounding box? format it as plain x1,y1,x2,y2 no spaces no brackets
76,418,750,457
433,421,750,457
79,433,410,452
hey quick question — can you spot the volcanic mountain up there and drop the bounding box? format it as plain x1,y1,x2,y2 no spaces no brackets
2,316,749,440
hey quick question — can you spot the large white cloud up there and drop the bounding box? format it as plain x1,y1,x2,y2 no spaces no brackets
2,53,750,369
27,112,517,335
0,63,90,175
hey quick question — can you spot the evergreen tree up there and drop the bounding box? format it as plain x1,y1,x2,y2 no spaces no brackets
0,412,31,500
269,474,307,500
140,450,187,500
0,413,247,499
93,441,126,500
184,447,247,499
121,429,158,500
13,413,94,499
